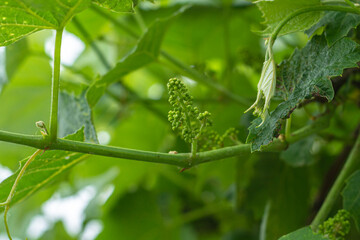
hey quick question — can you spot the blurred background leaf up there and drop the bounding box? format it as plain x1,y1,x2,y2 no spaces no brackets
0,1,359,240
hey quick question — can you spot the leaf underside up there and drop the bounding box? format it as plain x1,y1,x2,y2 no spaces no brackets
306,11,360,46
59,91,98,143
0,129,87,212
256,0,322,36
280,135,315,167
91,0,134,12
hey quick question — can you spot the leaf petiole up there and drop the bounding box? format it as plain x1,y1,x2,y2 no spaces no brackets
0,149,42,240
285,115,292,140
49,29,64,143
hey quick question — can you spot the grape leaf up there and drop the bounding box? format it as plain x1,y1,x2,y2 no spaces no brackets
256,0,322,36
0,128,88,212
342,170,360,231
0,0,91,46
247,36,360,151
243,157,311,239
86,6,188,107
306,11,360,46
0,39,29,96
5,39,29,80
91,0,134,12
0,47,7,95
59,91,98,143
280,135,315,167
278,227,326,240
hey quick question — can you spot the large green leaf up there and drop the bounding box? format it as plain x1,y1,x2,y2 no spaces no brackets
0,129,87,211
58,91,98,143
256,0,322,36
86,6,188,107
0,39,29,96
342,170,360,231
5,39,29,80
306,12,360,46
267,165,310,239
280,135,315,167
91,0,134,12
0,0,91,46
247,36,360,151
278,227,327,240
243,157,311,239
97,188,169,240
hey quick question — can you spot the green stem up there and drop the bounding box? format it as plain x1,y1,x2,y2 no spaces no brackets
49,29,64,143
285,115,292,140
344,0,356,6
222,4,233,87
191,140,197,159
269,5,360,47
134,8,147,33
90,6,251,107
90,6,139,39
260,201,271,240
321,0,351,4
72,17,111,70
343,0,360,13
160,51,251,106
0,114,330,167
311,132,360,228
1,149,42,240
3,204,11,240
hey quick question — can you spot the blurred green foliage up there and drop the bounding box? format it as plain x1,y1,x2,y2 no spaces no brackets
0,0,359,240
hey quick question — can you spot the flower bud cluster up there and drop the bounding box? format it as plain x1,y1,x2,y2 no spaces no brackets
197,111,212,127
199,127,239,151
167,78,210,143
167,78,239,149
318,209,351,240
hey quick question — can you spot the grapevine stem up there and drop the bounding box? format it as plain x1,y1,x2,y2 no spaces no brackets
269,5,360,47
191,140,198,159
311,132,360,228
285,115,292,140
134,8,147,33
72,17,111,70
0,149,42,240
0,114,331,167
49,29,64,143
343,0,360,13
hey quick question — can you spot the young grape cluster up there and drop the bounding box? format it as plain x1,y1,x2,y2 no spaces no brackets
198,127,239,151
318,209,351,240
167,78,211,143
167,78,239,150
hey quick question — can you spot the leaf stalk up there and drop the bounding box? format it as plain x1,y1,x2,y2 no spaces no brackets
49,29,64,143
